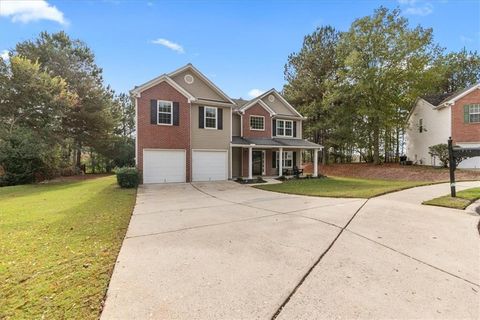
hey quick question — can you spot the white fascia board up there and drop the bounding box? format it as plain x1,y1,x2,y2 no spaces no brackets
272,90,303,117
131,75,196,102
168,64,235,105
440,83,480,107
239,99,276,116
230,143,322,150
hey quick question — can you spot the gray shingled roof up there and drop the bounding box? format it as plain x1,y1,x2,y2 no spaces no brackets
421,83,480,107
421,93,453,106
231,136,321,148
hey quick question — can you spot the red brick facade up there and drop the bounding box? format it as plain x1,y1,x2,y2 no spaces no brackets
242,103,272,138
136,81,191,181
451,88,480,144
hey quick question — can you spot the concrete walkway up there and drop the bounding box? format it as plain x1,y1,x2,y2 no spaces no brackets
101,180,480,319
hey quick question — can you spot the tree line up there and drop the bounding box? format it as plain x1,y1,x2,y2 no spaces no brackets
284,7,480,164
0,32,135,186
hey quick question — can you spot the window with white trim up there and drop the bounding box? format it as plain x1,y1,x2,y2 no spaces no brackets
275,151,293,168
276,119,293,137
158,100,172,125
250,116,265,130
205,106,217,129
469,104,480,123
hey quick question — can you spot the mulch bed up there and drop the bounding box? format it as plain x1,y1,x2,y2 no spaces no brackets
302,163,480,182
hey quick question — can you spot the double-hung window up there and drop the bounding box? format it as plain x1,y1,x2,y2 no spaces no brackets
468,104,480,123
275,151,293,168
157,100,173,125
250,116,265,130
276,119,293,137
205,106,217,129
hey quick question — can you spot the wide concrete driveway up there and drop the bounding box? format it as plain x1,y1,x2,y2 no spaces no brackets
102,180,480,319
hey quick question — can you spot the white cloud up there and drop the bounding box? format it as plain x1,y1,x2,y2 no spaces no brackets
401,1,434,16
0,0,67,25
151,38,185,54
1,50,9,61
248,89,264,98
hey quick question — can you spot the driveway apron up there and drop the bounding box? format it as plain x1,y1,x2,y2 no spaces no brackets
101,181,480,320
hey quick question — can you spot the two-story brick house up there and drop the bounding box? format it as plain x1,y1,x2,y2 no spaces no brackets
131,64,322,183
406,83,480,169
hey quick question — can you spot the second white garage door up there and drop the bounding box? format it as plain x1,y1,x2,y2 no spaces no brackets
192,150,228,182
143,149,186,183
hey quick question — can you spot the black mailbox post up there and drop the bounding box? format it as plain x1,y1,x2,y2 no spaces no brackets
447,137,480,197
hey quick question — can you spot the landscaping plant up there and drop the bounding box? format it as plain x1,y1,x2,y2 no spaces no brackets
115,167,139,188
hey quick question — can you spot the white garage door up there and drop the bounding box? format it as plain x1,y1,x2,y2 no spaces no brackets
192,150,228,182
143,149,186,183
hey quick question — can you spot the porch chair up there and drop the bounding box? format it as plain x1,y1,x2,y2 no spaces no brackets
293,166,303,177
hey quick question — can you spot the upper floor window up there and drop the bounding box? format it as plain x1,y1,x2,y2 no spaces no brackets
205,106,217,129
419,118,423,133
467,104,480,123
276,119,293,137
250,116,265,131
158,100,173,125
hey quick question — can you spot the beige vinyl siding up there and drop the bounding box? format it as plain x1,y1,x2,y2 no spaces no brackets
262,95,296,116
232,113,241,136
232,147,242,177
191,104,231,150
296,120,302,138
171,70,226,101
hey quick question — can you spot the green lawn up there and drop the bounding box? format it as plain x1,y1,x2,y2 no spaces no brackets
423,187,480,209
0,176,136,319
255,176,429,198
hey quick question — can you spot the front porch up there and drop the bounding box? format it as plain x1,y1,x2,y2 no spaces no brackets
230,137,322,180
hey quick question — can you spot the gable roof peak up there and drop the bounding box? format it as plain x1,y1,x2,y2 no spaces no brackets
168,63,235,104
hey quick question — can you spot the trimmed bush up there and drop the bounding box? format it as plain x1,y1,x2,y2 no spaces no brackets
115,167,139,188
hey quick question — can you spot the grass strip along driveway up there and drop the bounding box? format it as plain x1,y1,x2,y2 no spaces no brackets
0,176,136,319
255,176,429,198
423,187,480,209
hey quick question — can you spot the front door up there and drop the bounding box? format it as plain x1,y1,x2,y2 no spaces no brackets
252,151,264,176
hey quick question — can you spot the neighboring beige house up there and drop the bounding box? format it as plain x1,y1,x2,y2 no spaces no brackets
131,64,322,183
406,83,480,169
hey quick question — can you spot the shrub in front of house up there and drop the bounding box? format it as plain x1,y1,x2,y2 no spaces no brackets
115,167,139,188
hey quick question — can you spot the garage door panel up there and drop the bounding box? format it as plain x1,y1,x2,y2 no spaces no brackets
193,150,227,182
143,150,185,183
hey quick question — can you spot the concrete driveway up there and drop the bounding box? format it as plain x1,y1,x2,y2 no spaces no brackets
102,180,480,319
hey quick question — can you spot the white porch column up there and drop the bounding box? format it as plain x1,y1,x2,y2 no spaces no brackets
299,150,303,167
248,146,253,180
313,149,319,177
279,147,283,177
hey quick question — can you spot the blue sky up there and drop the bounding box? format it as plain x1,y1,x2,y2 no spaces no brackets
1,0,479,99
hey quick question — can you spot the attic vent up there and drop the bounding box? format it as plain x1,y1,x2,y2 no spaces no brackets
184,74,194,84
268,94,275,102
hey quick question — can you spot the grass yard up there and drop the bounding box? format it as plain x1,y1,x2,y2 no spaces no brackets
423,187,480,209
255,176,429,198
0,176,136,319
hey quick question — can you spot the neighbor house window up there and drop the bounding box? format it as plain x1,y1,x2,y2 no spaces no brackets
468,104,480,123
276,120,293,137
250,116,265,130
275,151,293,168
205,106,217,129
158,100,173,125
